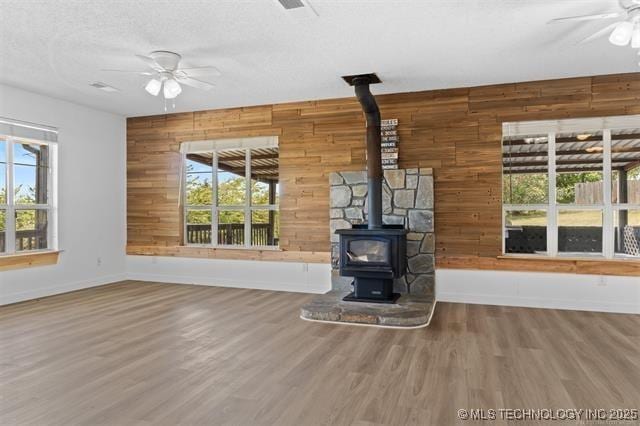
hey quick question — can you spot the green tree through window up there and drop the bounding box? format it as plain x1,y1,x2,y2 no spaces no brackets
184,145,279,247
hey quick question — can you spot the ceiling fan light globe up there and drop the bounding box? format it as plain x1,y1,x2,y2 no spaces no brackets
631,23,640,48
609,21,634,46
163,78,182,99
144,78,162,96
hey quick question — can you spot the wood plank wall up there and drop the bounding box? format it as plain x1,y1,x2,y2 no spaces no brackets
127,73,640,275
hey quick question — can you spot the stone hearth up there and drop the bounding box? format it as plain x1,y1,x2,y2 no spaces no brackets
301,291,435,328
301,168,436,328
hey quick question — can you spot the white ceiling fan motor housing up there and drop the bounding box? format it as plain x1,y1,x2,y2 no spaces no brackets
149,51,182,72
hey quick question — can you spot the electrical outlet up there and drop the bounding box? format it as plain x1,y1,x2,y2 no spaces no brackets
96,257,102,267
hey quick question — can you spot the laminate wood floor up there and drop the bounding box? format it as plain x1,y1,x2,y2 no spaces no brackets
1,281,638,425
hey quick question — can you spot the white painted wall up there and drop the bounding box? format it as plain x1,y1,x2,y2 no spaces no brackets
437,268,640,314
126,255,331,294
0,84,127,305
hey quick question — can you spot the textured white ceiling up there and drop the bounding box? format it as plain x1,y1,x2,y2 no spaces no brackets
0,0,638,117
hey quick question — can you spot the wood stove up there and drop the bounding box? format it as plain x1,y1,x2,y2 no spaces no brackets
334,73,410,303
336,225,407,303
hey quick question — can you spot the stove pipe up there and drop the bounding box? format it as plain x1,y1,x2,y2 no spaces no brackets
351,75,382,230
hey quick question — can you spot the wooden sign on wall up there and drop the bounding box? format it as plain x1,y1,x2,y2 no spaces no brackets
381,118,398,170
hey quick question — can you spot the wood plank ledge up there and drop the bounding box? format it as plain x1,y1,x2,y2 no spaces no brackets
0,250,60,271
126,245,330,263
437,255,640,276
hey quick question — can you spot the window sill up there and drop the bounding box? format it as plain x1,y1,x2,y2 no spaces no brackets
0,250,61,271
498,254,639,262
496,254,639,276
438,254,640,276
127,245,330,263
184,244,282,251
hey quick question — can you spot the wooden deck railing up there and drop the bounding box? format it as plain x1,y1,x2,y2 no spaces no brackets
186,223,276,246
0,229,47,252
1,225,275,252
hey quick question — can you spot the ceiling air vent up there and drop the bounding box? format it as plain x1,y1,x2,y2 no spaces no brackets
277,0,305,10
90,82,119,92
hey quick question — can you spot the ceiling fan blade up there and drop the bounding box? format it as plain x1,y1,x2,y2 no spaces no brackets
175,76,215,91
101,69,154,76
135,54,164,72
176,66,222,77
548,11,621,24
578,22,621,44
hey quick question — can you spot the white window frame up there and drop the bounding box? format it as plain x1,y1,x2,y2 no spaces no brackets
1,136,58,255
181,136,279,249
502,115,640,259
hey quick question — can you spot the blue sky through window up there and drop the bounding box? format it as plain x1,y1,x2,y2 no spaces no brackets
186,158,211,173
218,171,241,183
0,142,47,204
14,143,38,166
14,166,37,202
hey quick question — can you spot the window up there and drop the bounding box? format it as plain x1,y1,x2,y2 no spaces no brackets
0,119,58,255
502,115,640,259
182,137,279,248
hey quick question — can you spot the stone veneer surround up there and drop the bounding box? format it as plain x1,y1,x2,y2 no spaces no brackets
329,168,435,297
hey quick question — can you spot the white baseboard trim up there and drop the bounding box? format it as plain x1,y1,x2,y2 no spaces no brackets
4,261,637,315
1,273,128,306
126,255,332,295
126,272,329,294
436,269,640,314
437,291,639,314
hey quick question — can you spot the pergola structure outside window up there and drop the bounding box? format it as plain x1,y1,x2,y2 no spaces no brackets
502,115,640,259
0,118,58,255
181,136,279,249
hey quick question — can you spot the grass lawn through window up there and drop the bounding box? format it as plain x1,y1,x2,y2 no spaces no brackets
508,210,640,227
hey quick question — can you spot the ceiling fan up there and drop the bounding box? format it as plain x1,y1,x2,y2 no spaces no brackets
104,51,220,100
549,0,640,48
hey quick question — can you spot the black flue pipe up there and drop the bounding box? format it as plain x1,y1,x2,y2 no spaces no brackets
352,76,382,230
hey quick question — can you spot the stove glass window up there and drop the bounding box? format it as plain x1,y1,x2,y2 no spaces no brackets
346,239,389,263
